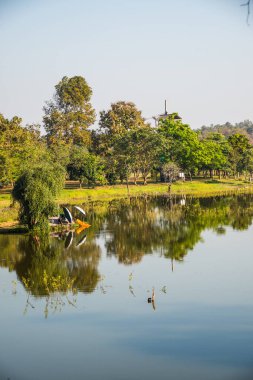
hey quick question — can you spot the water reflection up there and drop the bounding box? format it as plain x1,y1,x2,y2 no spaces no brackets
0,194,253,299
103,194,253,264
0,231,101,300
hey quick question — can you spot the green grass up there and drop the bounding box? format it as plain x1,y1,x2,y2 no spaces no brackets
1,179,253,227
58,179,253,204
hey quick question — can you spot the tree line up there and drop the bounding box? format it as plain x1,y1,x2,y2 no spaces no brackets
199,120,253,145
1,195,253,300
1,75,253,189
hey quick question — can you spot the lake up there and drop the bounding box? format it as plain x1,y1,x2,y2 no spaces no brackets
0,194,253,380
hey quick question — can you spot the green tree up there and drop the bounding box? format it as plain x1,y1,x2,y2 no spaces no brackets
227,134,252,177
112,132,133,190
43,76,96,147
67,145,105,187
127,127,162,184
12,164,65,230
99,101,146,136
47,140,72,169
95,103,149,184
198,139,228,178
158,114,200,179
0,114,47,186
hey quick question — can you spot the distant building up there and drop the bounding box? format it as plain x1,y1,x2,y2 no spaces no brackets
153,100,182,125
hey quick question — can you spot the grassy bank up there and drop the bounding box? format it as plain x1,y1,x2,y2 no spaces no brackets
1,179,253,228
59,179,253,203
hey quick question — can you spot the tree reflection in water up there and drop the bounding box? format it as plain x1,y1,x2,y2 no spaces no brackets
103,194,253,264
0,229,101,316
0,194,253,312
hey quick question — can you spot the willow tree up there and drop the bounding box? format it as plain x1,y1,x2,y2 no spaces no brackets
43,76,96,148
12,164,65,230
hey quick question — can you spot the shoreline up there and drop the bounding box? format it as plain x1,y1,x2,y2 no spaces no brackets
1,179,253,231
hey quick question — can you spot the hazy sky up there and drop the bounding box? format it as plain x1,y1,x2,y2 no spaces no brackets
0,0,252,129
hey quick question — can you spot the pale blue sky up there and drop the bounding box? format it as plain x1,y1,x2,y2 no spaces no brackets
0,0,252,129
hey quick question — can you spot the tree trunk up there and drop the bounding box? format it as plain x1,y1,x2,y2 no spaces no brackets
142,171,148,185
126,176,130,196
133,171,139,185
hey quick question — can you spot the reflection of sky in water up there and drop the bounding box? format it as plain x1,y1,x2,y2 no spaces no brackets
0,196,253,380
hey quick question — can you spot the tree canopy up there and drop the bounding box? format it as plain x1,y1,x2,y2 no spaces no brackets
43,76,96,147
1,72,253,201
0,114,47,186
99,101,146,136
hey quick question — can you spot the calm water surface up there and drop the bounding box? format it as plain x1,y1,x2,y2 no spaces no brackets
0,195,253,380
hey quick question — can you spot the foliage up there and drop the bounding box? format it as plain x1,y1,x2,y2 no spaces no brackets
111,131,133,184
48,140,72,168
128,127,163,184
12,163,65,229
99,101,146,135
158,115,201,176
198,139,228,175
227,134,252,175
67,145,105,187
199,120,253,144
1,73,253,192
162,162,180,182
43,76,96,146
0,114,47,185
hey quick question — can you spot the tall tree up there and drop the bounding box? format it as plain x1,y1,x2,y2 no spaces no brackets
127,127,162,184
99,101,146,136
43,76,96,147
97,102,148,184
158,115,200,178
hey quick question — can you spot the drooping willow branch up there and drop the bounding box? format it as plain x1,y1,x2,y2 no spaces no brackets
241,0,251,24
